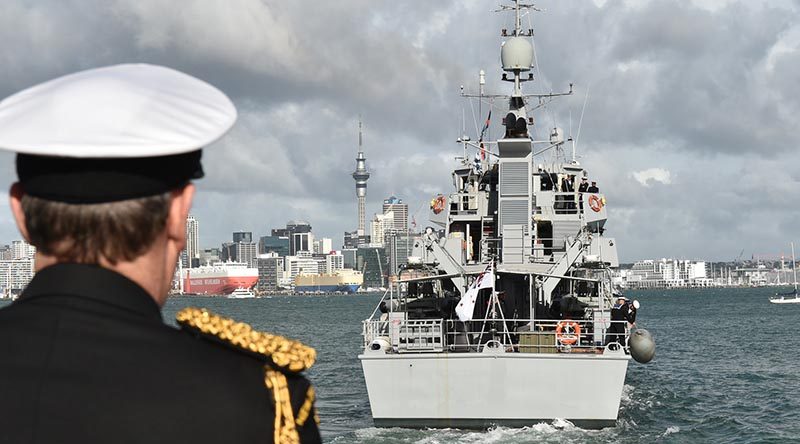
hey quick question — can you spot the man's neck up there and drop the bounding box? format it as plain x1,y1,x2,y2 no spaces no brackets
34,250,171,307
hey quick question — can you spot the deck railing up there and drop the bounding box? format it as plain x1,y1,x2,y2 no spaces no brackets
363,317,630,354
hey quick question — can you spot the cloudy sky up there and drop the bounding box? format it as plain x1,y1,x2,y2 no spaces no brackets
0,0,798,262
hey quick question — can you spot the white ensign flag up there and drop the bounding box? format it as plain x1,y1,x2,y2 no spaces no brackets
455,264,494,321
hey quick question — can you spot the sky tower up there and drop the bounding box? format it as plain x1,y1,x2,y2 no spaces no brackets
352,120,370,235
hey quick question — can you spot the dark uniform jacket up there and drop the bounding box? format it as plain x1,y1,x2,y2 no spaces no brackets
0,264,320,444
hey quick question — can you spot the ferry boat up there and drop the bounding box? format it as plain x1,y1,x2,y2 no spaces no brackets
295,269,363,294
227,287,256,299
183,261,258,295
359,1,654,429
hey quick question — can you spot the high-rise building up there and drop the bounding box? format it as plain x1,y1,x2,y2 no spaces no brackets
357,245,389,288
326,252,344,274
284,251,320,284
257,253,284,293
382,196,409,231
0,257,35,293
199,248,220,266
11,240,35,260
271,221,313,255
232,231,252,243
259,235,290,257
344,231,370,249
386,232,416,275
222,232,257,267
313,238,333,255
291,232,314,256
342,248,357,269
236,242,258,268
352,121,370,236
370,213,394,247
184,215,199,268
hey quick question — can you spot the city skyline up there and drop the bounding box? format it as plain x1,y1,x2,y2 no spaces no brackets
0,1,797,261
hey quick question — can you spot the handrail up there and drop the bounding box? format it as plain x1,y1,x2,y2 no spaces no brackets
363,317,632,354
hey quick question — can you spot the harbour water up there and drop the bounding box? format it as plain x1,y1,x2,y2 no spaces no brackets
3,287,797,442
159,287,800,443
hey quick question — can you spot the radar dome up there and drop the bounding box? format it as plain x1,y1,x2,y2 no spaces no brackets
501,37,533,71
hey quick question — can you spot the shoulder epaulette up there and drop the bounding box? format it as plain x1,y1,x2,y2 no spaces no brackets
176,307,316,373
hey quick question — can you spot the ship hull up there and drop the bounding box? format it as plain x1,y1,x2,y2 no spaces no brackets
184,277,258,295
359,351,629,429
295,284,360,294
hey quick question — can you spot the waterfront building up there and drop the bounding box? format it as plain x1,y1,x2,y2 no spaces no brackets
370,213,393,248
344,231,370,249
0,245,12,260
257,253,284,293
326,252,344,274
284,251,319,285
352,121,370,236
221,232,258,268
382,196,408,231
11,240,35,260
291,232,314,255
342,248,357,269
0,257,35,294
184,215,199,268
199,247,220,266
357,245,389,289
232,231,252,244
624,259,712,288
314,238,333,255
259,235,290,257
386,232,416,275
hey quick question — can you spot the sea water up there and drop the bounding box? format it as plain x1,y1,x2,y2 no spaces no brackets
162,287,800,443
3,287,795,443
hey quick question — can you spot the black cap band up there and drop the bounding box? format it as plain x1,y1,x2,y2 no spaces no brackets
16,150,204,203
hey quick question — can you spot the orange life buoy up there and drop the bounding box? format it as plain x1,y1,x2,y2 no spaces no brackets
556,320,581,346
588,194,603,212
431,195,446,215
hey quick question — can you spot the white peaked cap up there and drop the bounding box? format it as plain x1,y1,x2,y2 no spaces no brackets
0,64,237,157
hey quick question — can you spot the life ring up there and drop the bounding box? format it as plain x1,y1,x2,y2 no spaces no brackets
556,320,581,346
588,194,603,212
431,195,446,215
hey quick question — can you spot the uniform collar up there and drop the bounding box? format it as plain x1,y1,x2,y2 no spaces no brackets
19,263,162,321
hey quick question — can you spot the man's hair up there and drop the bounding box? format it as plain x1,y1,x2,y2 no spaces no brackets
21,192,172,264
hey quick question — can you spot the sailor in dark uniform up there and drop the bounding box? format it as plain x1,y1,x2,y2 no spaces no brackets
0,65,321,444
606,296,629,348
578,177,589,192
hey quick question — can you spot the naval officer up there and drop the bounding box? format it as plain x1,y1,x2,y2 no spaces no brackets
0,64,321,444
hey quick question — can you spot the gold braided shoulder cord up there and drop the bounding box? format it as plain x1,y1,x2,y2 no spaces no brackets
175,307,316,372
265,369,299,444
295,386,316,427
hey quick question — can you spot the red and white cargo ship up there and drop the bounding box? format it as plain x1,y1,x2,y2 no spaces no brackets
183,261,258,295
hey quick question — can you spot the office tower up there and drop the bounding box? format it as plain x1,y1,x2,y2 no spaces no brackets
382,196,409,231
185,215,199,268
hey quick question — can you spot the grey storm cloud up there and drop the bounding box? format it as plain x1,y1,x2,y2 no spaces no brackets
0,0,798,261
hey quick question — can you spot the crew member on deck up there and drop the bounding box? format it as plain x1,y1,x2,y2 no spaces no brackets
606,295,629,348
0,65,320,444
578,177,589,192
587,181,599,193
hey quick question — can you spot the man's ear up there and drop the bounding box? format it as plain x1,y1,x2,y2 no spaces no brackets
8,183,30,242
166,184,195,249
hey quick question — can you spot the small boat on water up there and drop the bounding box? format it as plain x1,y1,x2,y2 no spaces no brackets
770,242,799,304
227,287,255,299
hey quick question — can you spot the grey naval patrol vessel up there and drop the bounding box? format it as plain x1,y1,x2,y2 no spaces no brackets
359,0,655,429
